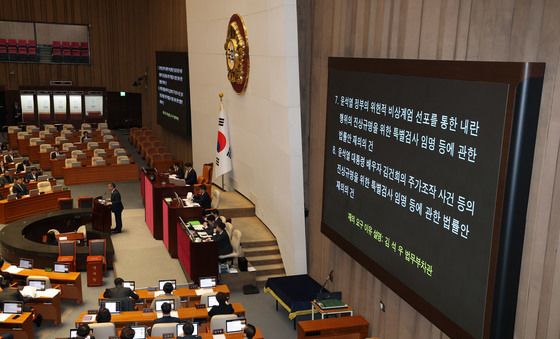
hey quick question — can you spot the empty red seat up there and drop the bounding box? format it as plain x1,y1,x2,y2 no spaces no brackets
71,41,80,49
0,39,6,46
62,41,70,48
52,48,62,56
28,47,36,55
17,47,27,55
8,46,17,55
17,39,27,47
63,49,71,56
0,46,6,54
52,41,61,48
7,39,16,47
27,40,36,47
80,50,89,56
71,49,80,57
80,42,88,49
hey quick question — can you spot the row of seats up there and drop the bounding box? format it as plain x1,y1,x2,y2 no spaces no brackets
51,41,90,63
129,127,174,171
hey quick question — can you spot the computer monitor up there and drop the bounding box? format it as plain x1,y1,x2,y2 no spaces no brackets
154,299,175,311
69,329,78,338
199,276,216,288
3,301,23,314
18,258,33,269
225,318,247,333
207,295,219,307
131,326,147,339
123,281,135,291
99,300,120,313
28,279,46,291
158,279,176,290
176,322,198,336
54,262,70,273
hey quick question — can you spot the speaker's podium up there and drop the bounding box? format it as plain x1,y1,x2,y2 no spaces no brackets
92,198,112,233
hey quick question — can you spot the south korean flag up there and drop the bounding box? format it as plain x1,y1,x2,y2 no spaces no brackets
215,103,232,178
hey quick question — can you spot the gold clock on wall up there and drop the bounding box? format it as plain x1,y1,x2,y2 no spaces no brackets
224,14,249,93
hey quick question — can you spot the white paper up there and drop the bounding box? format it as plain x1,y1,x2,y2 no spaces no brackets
153,291,165,297
21,286,37,298
0,314,11,321
3,265,24,274
192,224,205,231
82,314,95,322
213,335,226,339
36,288,60,298
228,268,239,273
195,288,214,296
247,266,256,272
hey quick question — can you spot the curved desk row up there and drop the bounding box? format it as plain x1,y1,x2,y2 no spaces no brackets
61,163,139,185
0,189,71,223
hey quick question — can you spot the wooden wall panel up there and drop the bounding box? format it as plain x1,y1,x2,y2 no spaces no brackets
303,0,560,338
0,0,192,163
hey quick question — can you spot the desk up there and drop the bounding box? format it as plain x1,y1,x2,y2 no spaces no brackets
0,190,71,223
8,132,19,149
144,178,191,240
76,303,245,327
99,285,231,304
310,300,353,320
0,182,38,199
1,263,83,304
56,232,85,242
147,327,264,339
177,221,218,282
162,198,203,258
27,291,62,325
62,163,138,185
0,312,33,339
297,315,369,339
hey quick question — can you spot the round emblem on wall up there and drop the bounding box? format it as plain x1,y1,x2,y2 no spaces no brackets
224,14,249,93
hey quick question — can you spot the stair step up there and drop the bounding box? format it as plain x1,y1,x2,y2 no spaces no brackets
244,247,280,257
241,240,278,248
255,264,285,277
248,254,283,266
256,273,286,283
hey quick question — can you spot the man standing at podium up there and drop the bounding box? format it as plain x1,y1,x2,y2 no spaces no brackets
108,182,124,234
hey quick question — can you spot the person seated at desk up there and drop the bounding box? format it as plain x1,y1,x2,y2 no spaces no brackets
46,230,58,246
0,277,43,326
24,167,39,182
211,221,233,256
0,159,6,174
244,324,257,339
12,178,29,198
103,277,139,300
153,302,180,324
50,146,63,160
0,170,13,187
203,214,217,235
0,143,8,151
95,307,111,323
3,151,14,164
207,292,234,318
120,326,135,339
150,282,181,310
76,323,94,339
170,162,185,179
193,185,211,209
80,131,91,143
178,321,201,339
184,162,197,185
15,159,30,173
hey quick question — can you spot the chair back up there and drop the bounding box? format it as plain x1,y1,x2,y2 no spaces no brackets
89,323,116,339
101,128,111,135
97,122,108,130
39,144,52,153
91,156,103,166
211,189,221,209
65,158,75,168
26,276,52,289
29,137,42,146
117,156,130,165
210,314,238,332
225,222,234,240
58,240,76,257
25,125,38,133
114,148,126,156
231,229,242,254
103,134,114,141
62,142,74,151
71,150,83,158
87,141,99,150
151,323,178,336
77,225,87,240
80,123,92,130
89,239,106,256
109,141,121,150
54,136,66,145
8,126,21,133
94,148,106,157
37,181,52,194
202,163,214,184
48,228,60,235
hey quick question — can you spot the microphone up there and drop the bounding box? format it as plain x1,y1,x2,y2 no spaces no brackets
316,269,334,301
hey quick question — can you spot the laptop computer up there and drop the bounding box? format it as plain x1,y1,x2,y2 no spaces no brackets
18,258,33,269
54,262,70,273
207,294,219,307
69,328,78,338
154,299,175,311
176,322,198,336
158,279,176,290
3,301,23,314
199,276,217,288
123,281,135,291
99,300,120,313
225,318,247,333
131,325,147,339
28,279,46,291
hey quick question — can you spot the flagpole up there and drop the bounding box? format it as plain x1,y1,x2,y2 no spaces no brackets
219,92,225,190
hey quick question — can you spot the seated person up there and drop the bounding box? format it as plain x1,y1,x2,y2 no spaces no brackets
50,146,63,160
178,321,201,339
0,170,14,186
203,214,217,235
24,168,39,182
80,131,91,143
193,185,211,209
120,326,135,339
3,151,14,164
46,230,58,246
76,323,93,339
0,143,8,151
211,221,233,256
103,277,139,300
170,162,185,179
150,282,181,310
153,302,180,324
95,307,111,323
15,159,30,173
207,292,234,318
244,324,257,339
12,178,29,198
184,162,197,185
0,160,5,174
0,277,42,326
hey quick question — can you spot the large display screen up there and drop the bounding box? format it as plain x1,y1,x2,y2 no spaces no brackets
321,58,545,339
156,51,191,137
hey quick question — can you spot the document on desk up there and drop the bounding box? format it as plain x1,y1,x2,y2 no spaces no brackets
21,286,37,298
212,335,226,339
191,224,205,231
82,314,95,322
195,288,214,296
36,288,61,298
153,291,165,297
2,265,24,274
0,314,12,321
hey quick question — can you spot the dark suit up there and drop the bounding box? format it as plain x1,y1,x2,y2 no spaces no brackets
25,172,39,182
193,191,211,209
208,303,234,318
12,183,28,197
110,189,124,232
0,175,13,186
4,155,13,164
15,163,25,173
213,231,233,256
185,169,197,185
0,288,25,303
103,286,138,300
153,315,180,324
49,151,61,160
